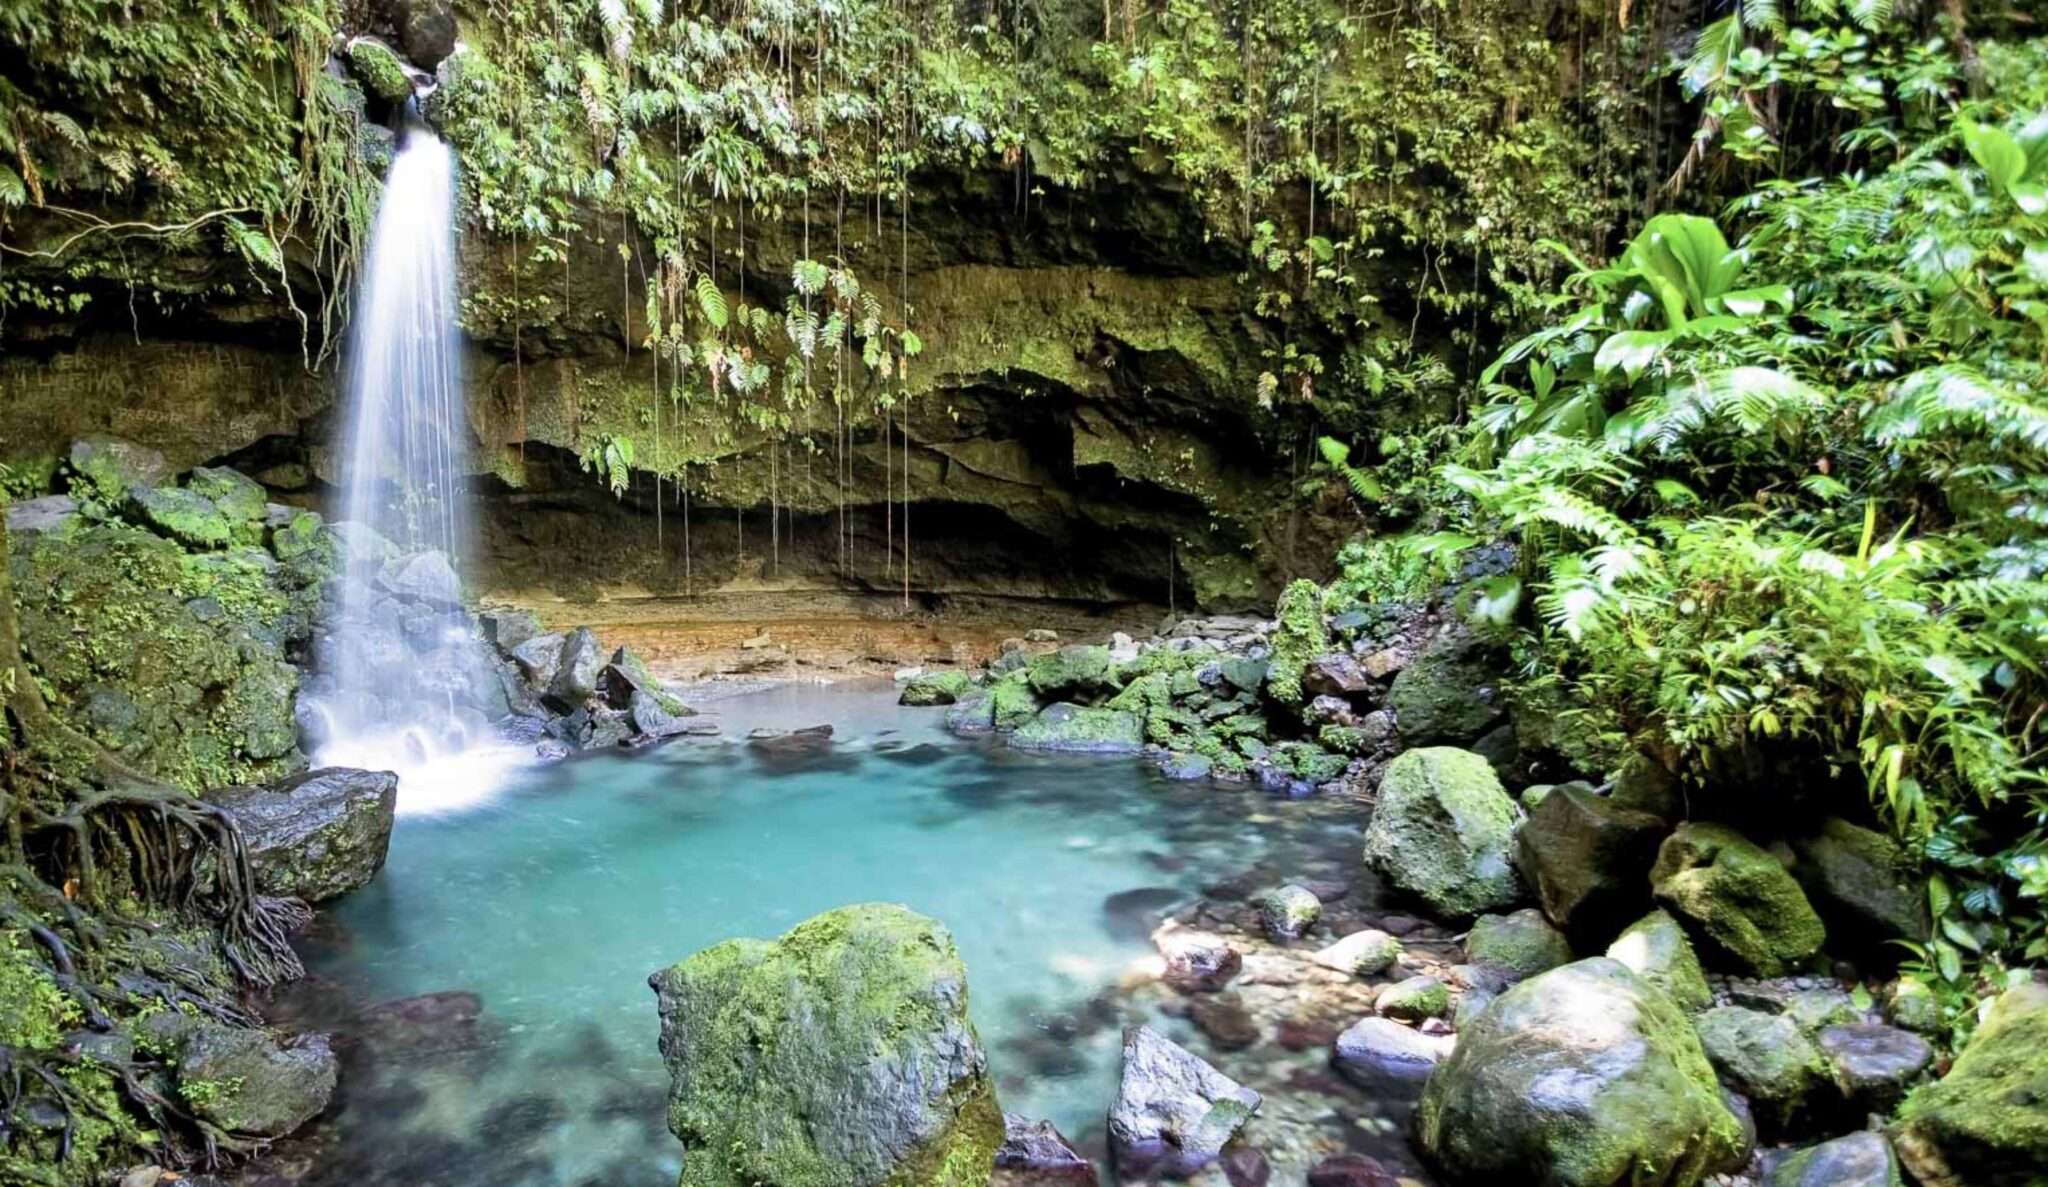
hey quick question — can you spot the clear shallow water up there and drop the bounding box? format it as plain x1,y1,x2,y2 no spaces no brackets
270,682,1364,1187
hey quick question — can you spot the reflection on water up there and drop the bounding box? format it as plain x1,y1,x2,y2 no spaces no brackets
263,682,1377,1186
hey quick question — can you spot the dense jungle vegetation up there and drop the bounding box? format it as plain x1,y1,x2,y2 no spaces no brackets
2,0,2046,1085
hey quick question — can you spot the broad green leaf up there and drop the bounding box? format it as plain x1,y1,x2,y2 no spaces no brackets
1718,284,1794,316
1594,329,1672,382
1961,119,2028,192
2012,182,2048,217
1465,575,1523,627
1306,235,1334,262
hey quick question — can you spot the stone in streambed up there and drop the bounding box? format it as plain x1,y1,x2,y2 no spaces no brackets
994,1115,1096,1185
1108,1024,1260,1176
1153,925,1241,993
67,436,170,504
1311,929,1402,977
1606,909,1713,1013
1332,1016,1448,1088
1766,1131,1903,1187
1255,884,1321,940
1361,746,1523,918
1652,822,1826,976
1008,703,1142,755
1817,1023,1932,1115
649,903,1002,1187
901,669,974,706
128,485,232,549
1692,1006,1830,1133
1306,1154,1400,1187
989,673,1041,732
1416,958,1745,1187
510,632,566,688
1515,781,1669,941
177,1025,337,1138
204,767,397,902
1376,976,1449,1022
545,626,603,710
1464,908,1571,982
1026,645,1115,700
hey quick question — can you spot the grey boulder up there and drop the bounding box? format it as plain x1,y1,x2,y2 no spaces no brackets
205,767,397,902
1108,1025,1260,1176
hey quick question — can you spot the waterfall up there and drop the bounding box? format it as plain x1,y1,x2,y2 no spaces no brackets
309,113,524,813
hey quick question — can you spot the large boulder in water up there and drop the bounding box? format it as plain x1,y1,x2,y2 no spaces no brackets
1108,1024,1261,1176
648,903,1002,1187
1651,823,1826,976
205,767,397,902
1361,746,1523,918
1894,982,2048,1187
1008,703,1143,754
1416,958,1746,1187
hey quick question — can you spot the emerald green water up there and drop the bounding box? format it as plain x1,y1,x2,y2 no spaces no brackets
273,682,1363,1186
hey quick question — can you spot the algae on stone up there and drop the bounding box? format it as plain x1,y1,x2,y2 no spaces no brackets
1652,823,1826,977
1606,909,1713,1013
1263,579,1327,707
649,903,1004,1187
1894,981,2048,1187
1362,746,1524,918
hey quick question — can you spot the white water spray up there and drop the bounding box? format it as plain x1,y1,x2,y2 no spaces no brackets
312,113,526,812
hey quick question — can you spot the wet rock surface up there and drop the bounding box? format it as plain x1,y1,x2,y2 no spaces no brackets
205,767,397,902
1108,1025,1261,1176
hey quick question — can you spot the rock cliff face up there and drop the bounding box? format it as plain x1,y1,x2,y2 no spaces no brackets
1,179,1346,613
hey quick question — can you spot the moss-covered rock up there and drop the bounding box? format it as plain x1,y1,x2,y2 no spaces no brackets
1693,1006,1831,1133
186,465,269,539
128,484,233,550
1894,982,2048,1187
176,1024,337,1138
204,768,397,903
1417,958,1746,1187
1386,624,1506,745
1025,644,1115,701
901,669,974,706
1652,823,1826,977
648,903,1004,1187
1255,884,1321,940
1606,909,1713,1013
1263,579,1327,707
1008,703,1144,754
1362,746,1524,918
64,435,169,505
10,515,312,789
347,37,415,102
1465,908,1572,982
1377,975,1450,1021
989,672,1040,731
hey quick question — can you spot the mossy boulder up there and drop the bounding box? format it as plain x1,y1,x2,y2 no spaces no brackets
346,36,415,102
1465,908,1572,982
10,518,309,789
65,435,170,505
187,466,269,538
901,670,975,707
1894,982,2048,1187
989,673,1040,731
1792,817,1929,951
128,484,233,550
1386,625,1505,744
1693,1006,1831,1133
1025,644,1115,701
1417,957,1746,1187
1605,909,1713,1013
1264,579,1327,707
1362,746,1524,918
1008,703,1144,754
649,903,1004,1187
1652,823,1826,977
1255,884,1321,940
177,1024,338,1138
1377,975,1450,1021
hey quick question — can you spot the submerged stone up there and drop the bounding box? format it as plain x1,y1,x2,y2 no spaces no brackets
648,903,1003,1187
1108,1024,1260,1176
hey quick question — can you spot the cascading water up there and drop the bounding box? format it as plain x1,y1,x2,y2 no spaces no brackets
308,107,525,812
